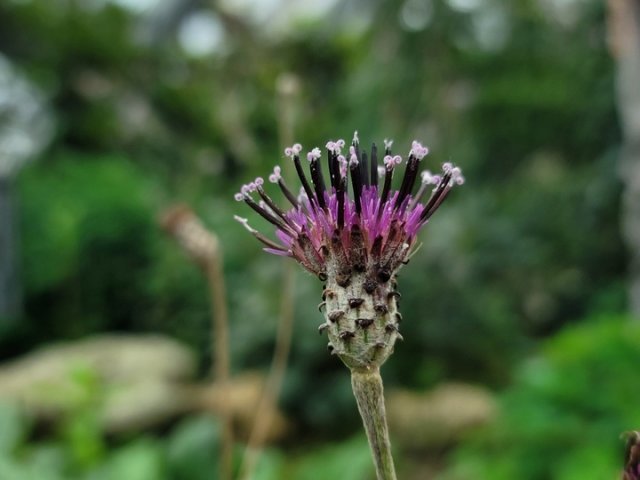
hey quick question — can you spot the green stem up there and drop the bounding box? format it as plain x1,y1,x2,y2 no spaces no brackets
350,368,397,480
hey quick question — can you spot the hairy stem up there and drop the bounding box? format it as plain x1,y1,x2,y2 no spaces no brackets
351,368,397,480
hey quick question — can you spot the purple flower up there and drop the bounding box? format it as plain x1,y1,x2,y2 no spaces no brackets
234,132,463,370
234,132,463,282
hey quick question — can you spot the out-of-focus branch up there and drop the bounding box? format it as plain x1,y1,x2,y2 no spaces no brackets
160,205,234,480
144,0,204,45
0,178,20,320
238,73,300,480
608,0,640,316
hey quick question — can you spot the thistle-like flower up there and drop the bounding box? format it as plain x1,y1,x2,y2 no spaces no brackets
234,132,463,371
234,132,463,480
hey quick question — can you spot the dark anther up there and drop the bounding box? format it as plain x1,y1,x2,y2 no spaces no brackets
377,268,391,283
336,273,351,287
420,170,453,222
293,154,316,208
374,304,389,314
310,154,327,209
360,151,369,187
395,155,421,210
318,272,328,281
318,323,329,335
339,331,355,340
375,341,387,349
395,312,403,323
385,323,398,333
348,298,364,308
327,343,335,353
317,301,326,312
356,318,374,329
337,176,346,229
379,165,393,211
329,311,345,323
350,156,363,213
364,279,377,294
370,143,379,186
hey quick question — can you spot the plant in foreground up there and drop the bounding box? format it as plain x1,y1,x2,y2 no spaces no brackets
234,132,463,479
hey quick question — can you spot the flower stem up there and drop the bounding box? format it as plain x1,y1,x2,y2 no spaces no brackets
350,368,397,480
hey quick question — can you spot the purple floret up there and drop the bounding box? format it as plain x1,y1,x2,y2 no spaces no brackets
234,132,463,279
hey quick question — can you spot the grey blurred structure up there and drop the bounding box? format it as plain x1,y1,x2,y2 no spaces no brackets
609,0,640,317
0,54,53,322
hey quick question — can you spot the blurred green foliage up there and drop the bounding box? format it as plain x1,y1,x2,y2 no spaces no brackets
0,0,633,476
0,392,374,480
2,0,625,387
0,396,209,480
442,316,638,480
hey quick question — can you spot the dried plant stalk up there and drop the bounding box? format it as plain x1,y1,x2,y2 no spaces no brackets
238,73,300,480
160,206,234,480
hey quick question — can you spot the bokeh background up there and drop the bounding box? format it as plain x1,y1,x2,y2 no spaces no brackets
1,0,639,479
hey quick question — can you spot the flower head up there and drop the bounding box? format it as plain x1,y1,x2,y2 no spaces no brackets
235,133,463,369
234,134,463,280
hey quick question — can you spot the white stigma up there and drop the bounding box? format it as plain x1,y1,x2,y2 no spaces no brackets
326,139,344,155
352,130,359,144
420,170,437,185
297,186,309,203
338,155,348,177
307,147,322,162
349,145,358,166
268,166,282,183
234,215,256,233
383,138,394,150
383,154,402,169
284,143,303,158
450,166,465,185
259,200,274,215
410,140,429,160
